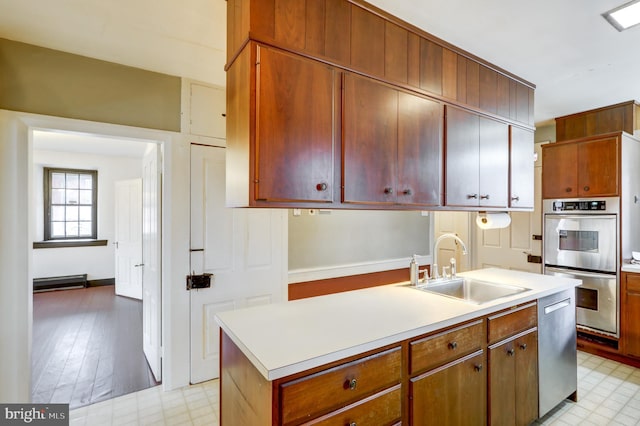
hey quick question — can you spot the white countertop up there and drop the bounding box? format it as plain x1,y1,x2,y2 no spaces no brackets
215,268,581,381
621,261,640,273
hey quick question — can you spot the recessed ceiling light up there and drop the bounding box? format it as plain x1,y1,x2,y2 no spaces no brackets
603,0,640,31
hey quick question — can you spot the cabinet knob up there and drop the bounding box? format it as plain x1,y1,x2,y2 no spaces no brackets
467,193,478,199
448,341,458,350
511,196,520,202
403,189,413,195
347,378,357,390
480,194,490,200
584,185,590,192
384,187,393,194
565,187,572,193
520,343,527,351
349,423,357,426
507,348,515,356
474,364,483,372
316,182,328,191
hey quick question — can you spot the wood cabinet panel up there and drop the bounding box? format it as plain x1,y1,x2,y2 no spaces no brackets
622,273,640,358
343,74,398,204
255,46,336,203
509,127,534,208
487,303,537,345
456,55,468,105
407,32,421,87
445,107,480,206
489,330,538,426
466,59,480,108
410,320,484,374
420,38,443,95
410,350,486,426
385,22,409,84
556,101,639,141
325,0,351,64
541,142,578,199
274,0,306,50
305,385,401,426
496,73,511,118
280,347,401,425
305,0,327,56
351,4,385,76
397,91,443,206
479,65,497,114
577,136,619,197
442,48,458,99
479,116,509,207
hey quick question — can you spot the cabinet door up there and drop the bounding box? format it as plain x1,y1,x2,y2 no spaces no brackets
622,273,640,358
410,351,486,425
255,46,335,203
445,107,480,206
479,116,509,207
541,142,578,199
515,331,538,426
343,74,398,204
577,136,619,197
397,92,443,206
509,127,534,208
489,330,538,426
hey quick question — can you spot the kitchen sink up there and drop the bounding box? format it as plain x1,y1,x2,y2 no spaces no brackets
412,278,530,304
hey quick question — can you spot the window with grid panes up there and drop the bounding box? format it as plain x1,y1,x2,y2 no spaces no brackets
44,168,97,240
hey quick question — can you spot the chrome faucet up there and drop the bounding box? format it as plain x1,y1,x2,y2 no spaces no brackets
431,233,468,280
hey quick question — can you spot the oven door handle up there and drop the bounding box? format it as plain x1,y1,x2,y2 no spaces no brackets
545,266,616,278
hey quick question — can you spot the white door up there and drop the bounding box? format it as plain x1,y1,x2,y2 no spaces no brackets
473,144,543,272
142,144,162,382
114,179,143,300
433,212,472,273
189,144,287,384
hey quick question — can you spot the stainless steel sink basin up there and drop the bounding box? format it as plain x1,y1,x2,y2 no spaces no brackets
412,278,530,304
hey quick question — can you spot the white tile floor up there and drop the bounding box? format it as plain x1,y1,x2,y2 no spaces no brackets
70,351,640,425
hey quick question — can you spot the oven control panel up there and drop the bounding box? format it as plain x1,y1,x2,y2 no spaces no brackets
552,200,607,211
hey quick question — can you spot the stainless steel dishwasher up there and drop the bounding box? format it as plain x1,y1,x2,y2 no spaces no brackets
538,288,578,417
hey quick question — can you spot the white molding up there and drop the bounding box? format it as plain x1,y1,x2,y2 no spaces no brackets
288,255,432,284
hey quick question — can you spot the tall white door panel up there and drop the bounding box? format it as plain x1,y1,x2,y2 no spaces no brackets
114,178,143,300
189,144,286,383
142,145,162,382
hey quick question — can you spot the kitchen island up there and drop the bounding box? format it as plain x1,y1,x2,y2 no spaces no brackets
215,268,580,425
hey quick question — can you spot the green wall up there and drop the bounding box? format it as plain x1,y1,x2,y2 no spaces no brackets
0,38,181,131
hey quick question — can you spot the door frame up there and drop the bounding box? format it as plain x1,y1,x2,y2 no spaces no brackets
0,110,191,401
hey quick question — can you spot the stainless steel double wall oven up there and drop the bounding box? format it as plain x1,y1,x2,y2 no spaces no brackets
543,198,619,337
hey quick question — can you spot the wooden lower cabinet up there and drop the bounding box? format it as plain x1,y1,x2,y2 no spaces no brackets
410,350,487,425
488,330,538,426
622,272,640,358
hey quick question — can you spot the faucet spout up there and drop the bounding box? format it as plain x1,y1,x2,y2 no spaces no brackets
432,233,468,279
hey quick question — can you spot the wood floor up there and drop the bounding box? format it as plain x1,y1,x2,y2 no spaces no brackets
32,285,158,409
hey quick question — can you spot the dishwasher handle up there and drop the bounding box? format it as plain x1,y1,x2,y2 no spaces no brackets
544,298,571,315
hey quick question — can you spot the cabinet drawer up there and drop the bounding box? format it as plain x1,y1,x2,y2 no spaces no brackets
301,384,401,426
626,274,640,293
488,303,537,344
410,319,485,374
280,347,402,425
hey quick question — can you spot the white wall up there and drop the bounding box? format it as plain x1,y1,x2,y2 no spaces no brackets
32,149,143,280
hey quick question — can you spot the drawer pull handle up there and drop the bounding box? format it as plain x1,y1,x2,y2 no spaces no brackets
448,341,458,350
520,343,527,351
403,188,412,195
584,185,590,192
474,364,483,372
316,182,328,191
347,378,357,390
565,187,572,193
349,423,357,426
467,193,478,199
480,194,490,200
507,348,515,356
384,187,393,194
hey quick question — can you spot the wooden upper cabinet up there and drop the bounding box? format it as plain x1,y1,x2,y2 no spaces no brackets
343,74,399,205
351,5,385,76
343,74,443,206
255,46,336,203
419,38,443,95
542,135,619,199
622,272,640,359
509,127,534,209
445,107,508,208
555,101,639,141
385,22,409,84
397,91,443,206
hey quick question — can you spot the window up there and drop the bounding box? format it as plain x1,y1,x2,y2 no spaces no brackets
44,168,97,240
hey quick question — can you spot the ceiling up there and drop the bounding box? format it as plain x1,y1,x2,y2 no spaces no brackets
1,0,638,127
33,130,154,158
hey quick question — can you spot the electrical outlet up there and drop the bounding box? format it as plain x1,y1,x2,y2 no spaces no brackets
293,208,301,216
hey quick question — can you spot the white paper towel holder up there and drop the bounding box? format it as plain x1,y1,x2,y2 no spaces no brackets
476,212,511,229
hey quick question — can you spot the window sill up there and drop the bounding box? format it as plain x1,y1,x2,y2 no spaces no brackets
33,239,108,249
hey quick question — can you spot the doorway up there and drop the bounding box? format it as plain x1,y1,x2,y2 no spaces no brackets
30,128,163,408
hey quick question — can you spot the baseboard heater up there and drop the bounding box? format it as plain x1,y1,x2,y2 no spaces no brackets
33,274,87,292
